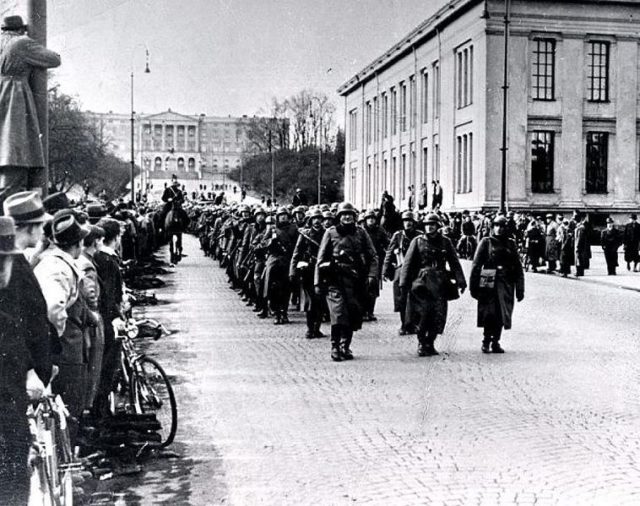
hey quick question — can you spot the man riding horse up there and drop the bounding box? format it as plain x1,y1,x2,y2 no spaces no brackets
161,175,189,263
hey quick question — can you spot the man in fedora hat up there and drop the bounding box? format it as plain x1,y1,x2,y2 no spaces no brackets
0,215,54,505
0,15,61,199
34,211,90,424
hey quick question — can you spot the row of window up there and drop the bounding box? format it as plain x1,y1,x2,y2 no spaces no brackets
532,39,610,102
531,130,608,194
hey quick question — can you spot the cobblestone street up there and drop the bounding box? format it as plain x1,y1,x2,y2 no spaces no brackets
109,235,640,506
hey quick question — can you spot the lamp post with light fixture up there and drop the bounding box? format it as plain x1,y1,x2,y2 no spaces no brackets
130,48,150,202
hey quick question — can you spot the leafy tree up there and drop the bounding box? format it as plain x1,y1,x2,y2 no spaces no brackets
48,88,137,199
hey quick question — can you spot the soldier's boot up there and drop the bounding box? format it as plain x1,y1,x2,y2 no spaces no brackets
425,332,439,356
398,313,408,336
281,312,290,324
417,333,428,357
481,337,491,354
340,330,354,361
330,326,342,362
305,313,315,339
491,339,505,354
314,321,325,338
273,311,282,325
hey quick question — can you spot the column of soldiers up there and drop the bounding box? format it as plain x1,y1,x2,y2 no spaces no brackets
190,202,528,361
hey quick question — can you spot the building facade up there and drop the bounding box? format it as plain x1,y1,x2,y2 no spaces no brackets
339,0,640,217
86,110,281,198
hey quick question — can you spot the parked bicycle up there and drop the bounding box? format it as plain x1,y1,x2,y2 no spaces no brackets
110,318,178,447
27,384,79,506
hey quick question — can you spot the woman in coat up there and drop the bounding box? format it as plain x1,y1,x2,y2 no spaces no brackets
470,216,525,353
399,213,466,357
0,16,60,192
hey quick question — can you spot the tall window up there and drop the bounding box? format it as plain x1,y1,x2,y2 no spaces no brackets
433,139,440,180
401,153,407,198
409,75,416,129
422,146,428,184
421,71,429,123
399,82,407,132
349,109,358,151
373,97,379,143
587,41,609,102
383,156,388,192
410,143,416,187
456,133,473,193
391,88,397,136
433,61,441,119
391,153,397,196
531,131,554,193
532,39,555,101
366,101,372,145
456,45,473,108
382,93,388,139
586,132,608,193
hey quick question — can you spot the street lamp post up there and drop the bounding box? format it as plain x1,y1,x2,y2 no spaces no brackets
317,116,322,205
499,0,511,213
130,49,150,203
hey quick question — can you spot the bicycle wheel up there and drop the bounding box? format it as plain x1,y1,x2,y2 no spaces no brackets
133,356,177,447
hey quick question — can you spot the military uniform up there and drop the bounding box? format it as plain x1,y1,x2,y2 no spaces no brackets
601,222,622,275
363,218,389,320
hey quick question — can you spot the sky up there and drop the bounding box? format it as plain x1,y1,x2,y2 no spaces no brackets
47,0,447,121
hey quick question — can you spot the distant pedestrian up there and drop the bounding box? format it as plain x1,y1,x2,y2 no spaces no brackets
544,214,559,274
470,216,525,354
623,213,640,272
418,183,428,210
407,185,415,210
559,220,575,277
601,217,622,275
574,213,590,277
292,188,307,206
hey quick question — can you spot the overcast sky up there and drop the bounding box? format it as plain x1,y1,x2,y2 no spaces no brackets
47,0,446,120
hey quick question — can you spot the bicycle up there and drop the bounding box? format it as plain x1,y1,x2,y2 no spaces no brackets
27,386,80,506
109,318,178,448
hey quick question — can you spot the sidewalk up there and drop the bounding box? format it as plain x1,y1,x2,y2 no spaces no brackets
541,249,640,292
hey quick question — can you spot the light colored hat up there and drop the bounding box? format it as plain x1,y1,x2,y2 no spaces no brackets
3,191,51,224
0,216,19,255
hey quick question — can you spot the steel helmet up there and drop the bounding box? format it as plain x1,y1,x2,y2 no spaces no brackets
308,208,323,220
253,207,267,217
424,213,441,225
276,206,291,217
363,209,377,220
239,204,250,214
401,210,416,222
337,202,357,217
322,210,334,220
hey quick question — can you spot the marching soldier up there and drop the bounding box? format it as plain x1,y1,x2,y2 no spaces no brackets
290,208,326,338
362,209,389,321
315,203,378,362
400,213,466,356
383,210,422,335
262,207,298,324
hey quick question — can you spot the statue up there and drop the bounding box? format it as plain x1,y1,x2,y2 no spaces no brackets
0,15,60,199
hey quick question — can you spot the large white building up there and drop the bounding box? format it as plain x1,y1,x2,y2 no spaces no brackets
339,0,640,218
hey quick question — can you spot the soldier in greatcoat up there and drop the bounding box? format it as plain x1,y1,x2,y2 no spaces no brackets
290,208,326,338
262,207,298,324
362,208,389,321
400,213,466,357
315,203,378,362
544,213,559,274
574,213,591,277
601,217,622,275
383,210,422,335
470,216,525,354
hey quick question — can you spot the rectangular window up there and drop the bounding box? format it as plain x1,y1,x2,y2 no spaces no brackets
373,97,379,143
349,109,358,151
468,133,473,192
433,141,440,180
391,88,397,136
456,45,474,108
382,93,388,139
410,143,416,188
435,66,441,121
588,41,609,102
391,154,397,197
421,71,429,123
456,133,473,193
383,157,388,192
422,147,428,184
399,82,407,132
409,75,416,129
532,39,555,100
366,101,372,145
400,152,407,199
456,136,463,193
531,131,554,193
586,132,608,193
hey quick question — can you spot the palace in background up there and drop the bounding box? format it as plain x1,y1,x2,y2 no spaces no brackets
339,0,640,220
85,109,286,199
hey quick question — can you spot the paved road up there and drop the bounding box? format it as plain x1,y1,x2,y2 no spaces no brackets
107,234,640,506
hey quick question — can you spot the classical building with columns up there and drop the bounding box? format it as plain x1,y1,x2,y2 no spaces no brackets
86,109,276,198
339,0,640,219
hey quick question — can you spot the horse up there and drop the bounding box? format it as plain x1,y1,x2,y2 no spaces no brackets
164,199,189,264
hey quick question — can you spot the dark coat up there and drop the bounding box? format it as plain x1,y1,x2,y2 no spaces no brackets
363,223,389,282
290,226,325,311
315,224,378,331
262,222,298,299
383,228,422,312
623,221,640,263
0,254,52,384
400,233,466,335
601,227,622,267
574,223,591,270
470,236,524,330
94,250,122,344
559,225,575,267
